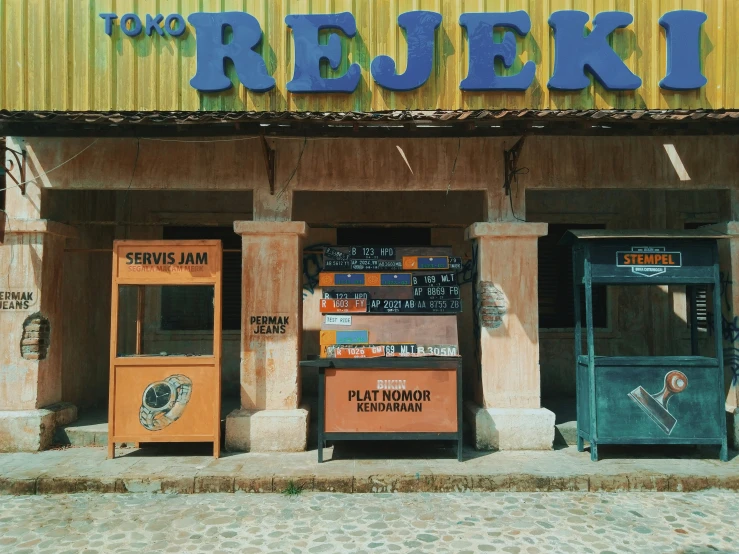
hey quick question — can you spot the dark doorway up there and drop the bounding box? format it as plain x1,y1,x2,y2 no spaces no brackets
337,227,431,247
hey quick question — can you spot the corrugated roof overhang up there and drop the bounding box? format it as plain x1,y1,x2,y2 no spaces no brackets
1,109,739,138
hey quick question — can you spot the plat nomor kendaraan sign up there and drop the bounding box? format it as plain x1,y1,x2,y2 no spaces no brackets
99,9,708,95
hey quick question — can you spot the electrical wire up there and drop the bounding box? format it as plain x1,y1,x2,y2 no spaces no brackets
0,133,403,194
0,139,100,193
0,134,344,194
0,135,344,194
139,136,349,143
507,166,529,222
446,138,461,196
139,137,260,143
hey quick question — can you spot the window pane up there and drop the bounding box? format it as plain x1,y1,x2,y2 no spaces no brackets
161,285,215,331
161,227,241,331
117,285,215,357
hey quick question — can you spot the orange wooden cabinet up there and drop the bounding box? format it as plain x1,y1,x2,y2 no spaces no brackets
108,240,223,459
302,358,463,463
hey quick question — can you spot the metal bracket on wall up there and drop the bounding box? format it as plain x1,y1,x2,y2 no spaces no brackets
260,136,276,195
4,145,27,195
502,136,526,197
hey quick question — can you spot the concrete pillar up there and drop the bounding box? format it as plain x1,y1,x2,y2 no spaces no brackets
225,221,309,452
0,219,78,451
463,222,555,450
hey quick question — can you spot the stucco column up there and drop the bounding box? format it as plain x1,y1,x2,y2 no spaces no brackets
0,218,78,452
463,222,555,450
225,221,309,452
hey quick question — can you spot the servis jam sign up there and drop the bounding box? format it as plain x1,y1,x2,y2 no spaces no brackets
99,9,708,94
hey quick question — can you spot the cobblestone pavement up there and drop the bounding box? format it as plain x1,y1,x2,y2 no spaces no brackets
0,491,736,554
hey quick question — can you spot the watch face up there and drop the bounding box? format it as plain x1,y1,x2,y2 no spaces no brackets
143,381,173,410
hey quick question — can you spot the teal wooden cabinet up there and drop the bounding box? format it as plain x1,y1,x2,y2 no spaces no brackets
564,230,729,461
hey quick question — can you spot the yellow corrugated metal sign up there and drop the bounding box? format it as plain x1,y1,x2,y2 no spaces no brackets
1,0,736,112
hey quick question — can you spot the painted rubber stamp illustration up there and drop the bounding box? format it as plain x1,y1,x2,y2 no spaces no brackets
628,370,688,435
139,374,193,431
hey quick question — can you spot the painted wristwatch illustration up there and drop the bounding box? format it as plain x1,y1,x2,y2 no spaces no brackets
628,370,688,435
139,374,193,431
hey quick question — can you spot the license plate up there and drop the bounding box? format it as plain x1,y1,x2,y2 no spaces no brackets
366,299,462,314
402,256,449,270
323,247,349,260
323,290,370,300
385,344,459,357
320,330,369,345
325,345,386,359
413,285,461,300
348,246,397,260
319,298,367,313
323,259,403,271
412,273,457,286
319,273,413,287
324,344,459,358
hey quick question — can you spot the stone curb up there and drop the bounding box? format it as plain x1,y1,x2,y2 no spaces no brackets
3,473,739,495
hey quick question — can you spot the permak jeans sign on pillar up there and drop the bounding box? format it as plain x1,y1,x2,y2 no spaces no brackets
100,9,708,94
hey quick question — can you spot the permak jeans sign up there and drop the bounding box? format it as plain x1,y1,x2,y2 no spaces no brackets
99,10,708,94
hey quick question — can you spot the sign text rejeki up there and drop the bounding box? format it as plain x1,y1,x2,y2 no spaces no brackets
99,9,708,94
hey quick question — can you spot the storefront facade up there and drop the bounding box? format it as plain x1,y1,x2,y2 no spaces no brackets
1,0,739,454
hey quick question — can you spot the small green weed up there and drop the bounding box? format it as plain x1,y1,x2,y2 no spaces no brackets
282,480,304,496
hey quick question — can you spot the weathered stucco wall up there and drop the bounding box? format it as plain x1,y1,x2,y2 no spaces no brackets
3,135,738,415
22,136,739,194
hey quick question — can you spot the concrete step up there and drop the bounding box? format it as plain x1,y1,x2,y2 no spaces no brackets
54,397,242,448
555,420,578,446
542,396,578,447
53,410,108,447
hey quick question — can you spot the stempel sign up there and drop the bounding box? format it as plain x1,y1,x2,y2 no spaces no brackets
616,247,683,278
100,9,709,93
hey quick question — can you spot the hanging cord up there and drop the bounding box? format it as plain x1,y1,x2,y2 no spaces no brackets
502,137,528,222
507,167,528,222
446,138,461,196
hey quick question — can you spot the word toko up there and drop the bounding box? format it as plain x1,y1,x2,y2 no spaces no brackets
100,10,708,93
